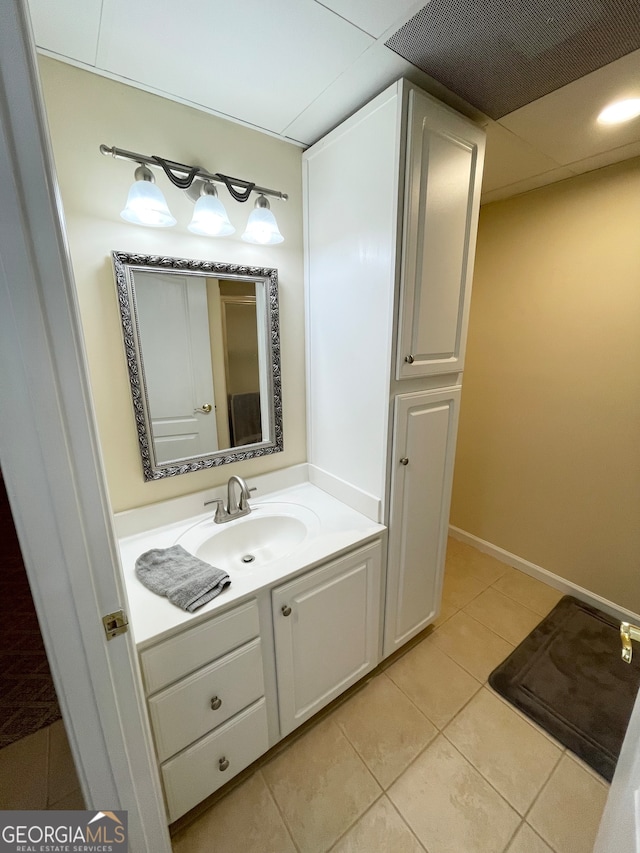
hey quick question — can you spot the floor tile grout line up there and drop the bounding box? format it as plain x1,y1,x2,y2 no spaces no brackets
380,663,477,733
384,646,483,734
427,609,516,682
563,749,611,789
439,728,540,821
487,570,562,618
424,733,525,843
384,793,430,852
261,718,386,852
324,790,386,853
520,746,567,841
329,674,439,790
460,605,541,647
258,767,303,853
482,682,569,750
523,820,562,853
500,818,525,853
485,579,551,619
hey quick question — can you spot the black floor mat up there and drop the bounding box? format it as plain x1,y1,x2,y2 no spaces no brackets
489,595,640,781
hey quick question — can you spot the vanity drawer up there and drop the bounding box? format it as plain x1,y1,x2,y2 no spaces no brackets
162,698,269,823
149,638,264,762
140,599,259,694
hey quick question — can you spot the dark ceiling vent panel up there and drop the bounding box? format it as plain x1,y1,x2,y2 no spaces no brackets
385,0,640,118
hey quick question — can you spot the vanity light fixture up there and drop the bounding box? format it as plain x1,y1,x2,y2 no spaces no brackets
241,195,284,245
120,164,177,228
188,182,235,237
101,144,287,243
597,97,640,125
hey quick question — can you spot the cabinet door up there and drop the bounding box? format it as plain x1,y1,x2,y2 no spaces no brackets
273,542,382,737
396,87,485,379
383,388,461,657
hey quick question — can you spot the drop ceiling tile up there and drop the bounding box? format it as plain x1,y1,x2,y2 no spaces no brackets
314,0,425,39
499,48,640,164
482,122,564,193
96,0,373,135
27,0,102,65
565,140,640,175
480,166,576,205
283,41,480,145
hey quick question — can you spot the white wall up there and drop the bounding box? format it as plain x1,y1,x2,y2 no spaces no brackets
38,56,306,512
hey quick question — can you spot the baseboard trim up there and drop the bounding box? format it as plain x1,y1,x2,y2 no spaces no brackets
449,525,640,625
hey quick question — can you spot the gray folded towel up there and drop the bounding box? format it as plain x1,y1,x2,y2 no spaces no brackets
135,545,230,612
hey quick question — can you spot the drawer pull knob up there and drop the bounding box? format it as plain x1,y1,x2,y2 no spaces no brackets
405,355,415,364
400,457,409,466
281,605,292,617
218,757,229,772
210,696,222,711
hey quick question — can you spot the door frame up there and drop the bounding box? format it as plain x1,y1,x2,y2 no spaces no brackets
0,3,170,850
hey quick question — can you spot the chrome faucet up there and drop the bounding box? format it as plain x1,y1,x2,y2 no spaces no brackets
205,475,254,524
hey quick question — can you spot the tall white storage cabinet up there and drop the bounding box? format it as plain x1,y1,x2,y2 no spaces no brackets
303,80,485,658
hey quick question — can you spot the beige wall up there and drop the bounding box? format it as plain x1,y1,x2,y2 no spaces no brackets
451,157,640,613
38,57,306,512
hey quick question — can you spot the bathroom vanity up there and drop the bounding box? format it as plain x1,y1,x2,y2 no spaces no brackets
116,77,485,825
117,476,384,822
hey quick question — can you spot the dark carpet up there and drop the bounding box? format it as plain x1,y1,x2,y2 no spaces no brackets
0,472,61,749
489,595,640,782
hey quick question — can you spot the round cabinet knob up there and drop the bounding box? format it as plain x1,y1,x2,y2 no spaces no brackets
218,757,230,772
281,605,292,617
400,457,409,466
405,355,415,364
210,696,222,711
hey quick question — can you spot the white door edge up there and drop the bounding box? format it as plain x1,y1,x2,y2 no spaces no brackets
0,3,170,850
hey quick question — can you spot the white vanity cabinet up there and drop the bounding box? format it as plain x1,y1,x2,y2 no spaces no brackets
272,541,382,737
138,600,269,823
303,79,485,658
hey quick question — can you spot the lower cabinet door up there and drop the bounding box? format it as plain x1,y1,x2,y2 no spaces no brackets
383,387,461,657
161,698,269,823
273,541,382,737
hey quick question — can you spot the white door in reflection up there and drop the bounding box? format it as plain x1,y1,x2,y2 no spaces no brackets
135,273,219,464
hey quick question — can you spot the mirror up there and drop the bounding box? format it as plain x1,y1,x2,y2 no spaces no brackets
112,252,283,480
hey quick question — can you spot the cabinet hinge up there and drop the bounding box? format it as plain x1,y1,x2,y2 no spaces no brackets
103,609,129,640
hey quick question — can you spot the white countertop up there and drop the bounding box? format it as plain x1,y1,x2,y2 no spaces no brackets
118,482,385,648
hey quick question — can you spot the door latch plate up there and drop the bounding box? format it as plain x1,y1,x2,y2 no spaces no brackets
103,609,129,640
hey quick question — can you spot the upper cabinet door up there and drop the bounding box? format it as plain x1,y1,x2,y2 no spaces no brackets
396,87,485,379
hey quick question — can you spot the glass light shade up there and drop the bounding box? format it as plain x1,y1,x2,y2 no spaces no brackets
188,193,235,236
241,205,284,245
120,180,176,228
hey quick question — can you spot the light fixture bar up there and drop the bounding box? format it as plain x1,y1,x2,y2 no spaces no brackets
99,144,288,203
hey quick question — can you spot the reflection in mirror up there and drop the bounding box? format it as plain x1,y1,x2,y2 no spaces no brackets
112,252,283,480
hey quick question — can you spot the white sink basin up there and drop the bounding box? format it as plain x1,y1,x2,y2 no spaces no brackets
176,502,321,571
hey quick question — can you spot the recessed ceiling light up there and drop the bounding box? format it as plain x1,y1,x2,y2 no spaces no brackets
597,98,640,125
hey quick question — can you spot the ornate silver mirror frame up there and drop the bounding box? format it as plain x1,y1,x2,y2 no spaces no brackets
112,251,283,481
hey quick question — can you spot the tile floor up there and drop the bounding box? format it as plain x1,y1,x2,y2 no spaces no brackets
0,719,84,810
171,538,610,853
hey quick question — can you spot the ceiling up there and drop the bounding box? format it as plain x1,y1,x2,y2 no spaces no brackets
27,0,640,204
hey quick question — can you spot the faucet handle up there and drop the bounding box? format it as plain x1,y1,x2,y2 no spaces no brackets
204,498,228,523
